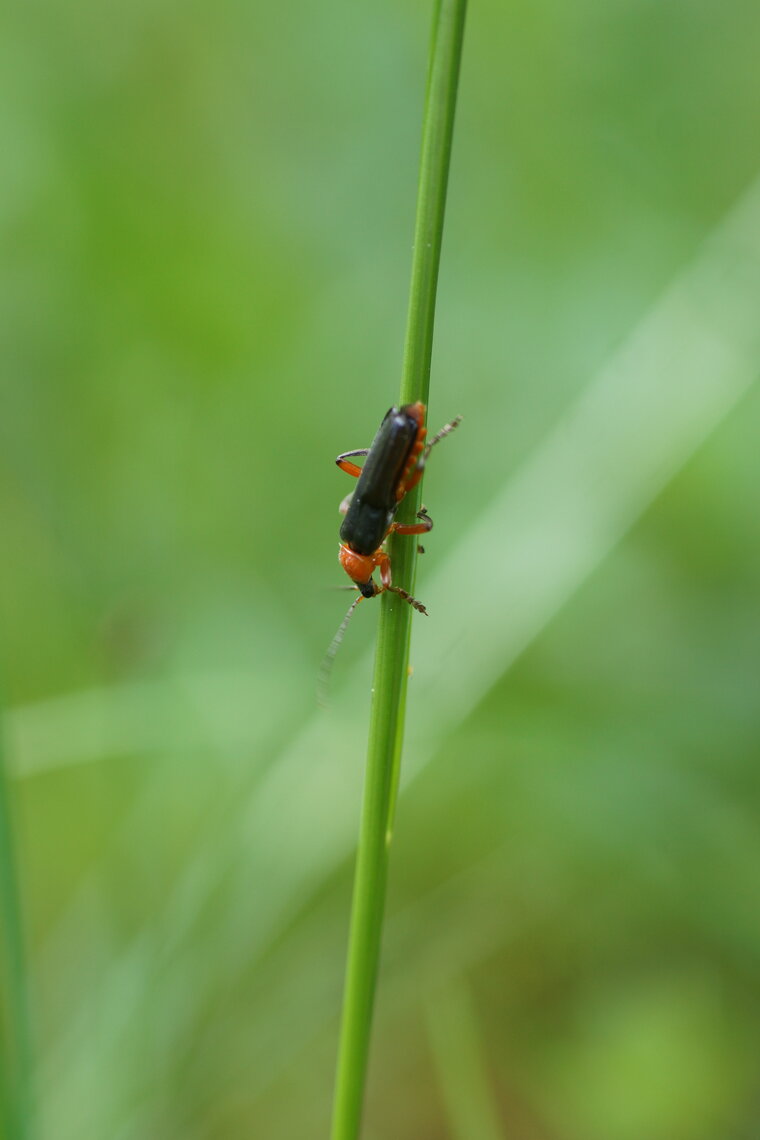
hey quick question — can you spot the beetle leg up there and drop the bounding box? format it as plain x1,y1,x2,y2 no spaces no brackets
423,415,462,456
336,448,370,478
402,415,462,493
389,509,434,537
372,550,428,614
390,520,432,536
373,550,391,589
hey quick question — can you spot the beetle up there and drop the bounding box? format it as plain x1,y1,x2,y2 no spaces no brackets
319,402,461,699
336,401,436,605
337,401,460,603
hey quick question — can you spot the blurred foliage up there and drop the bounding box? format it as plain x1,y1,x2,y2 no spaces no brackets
2,0,760,1138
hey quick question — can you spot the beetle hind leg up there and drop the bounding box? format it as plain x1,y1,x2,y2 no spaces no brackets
423,415,462,457
401,415,462,495
335,448,370,478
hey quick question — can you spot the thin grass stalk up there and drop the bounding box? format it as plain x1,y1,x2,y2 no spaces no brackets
0,721,34,1140
330,3,467,1137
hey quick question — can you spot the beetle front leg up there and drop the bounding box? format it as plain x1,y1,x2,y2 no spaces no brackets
376,551,393,590
375,549,428,614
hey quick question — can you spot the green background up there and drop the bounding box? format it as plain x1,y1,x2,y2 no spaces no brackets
2,1,760,1137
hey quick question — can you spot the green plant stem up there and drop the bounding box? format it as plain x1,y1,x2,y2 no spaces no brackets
0,726,34,1140
330,3,466,1138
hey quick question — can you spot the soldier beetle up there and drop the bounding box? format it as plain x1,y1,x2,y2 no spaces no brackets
320,402,460,695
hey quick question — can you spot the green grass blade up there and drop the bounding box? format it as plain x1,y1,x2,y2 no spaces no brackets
401,0,467,410
330,3,467,1138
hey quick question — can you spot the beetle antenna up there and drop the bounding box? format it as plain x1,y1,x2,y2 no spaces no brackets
318,596,364,705
387,586,428,615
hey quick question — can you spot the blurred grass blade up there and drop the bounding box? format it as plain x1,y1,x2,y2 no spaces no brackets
0,719,34,1140
427,981,504,1140
331,2,467,1137
407,175,760,747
